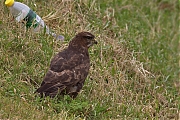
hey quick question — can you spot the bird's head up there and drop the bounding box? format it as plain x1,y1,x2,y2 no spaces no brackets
69,32,97,50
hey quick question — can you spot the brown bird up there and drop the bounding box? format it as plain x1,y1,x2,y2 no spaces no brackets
35,32,97,98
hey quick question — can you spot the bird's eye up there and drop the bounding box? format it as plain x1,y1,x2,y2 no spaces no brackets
84,35,93,39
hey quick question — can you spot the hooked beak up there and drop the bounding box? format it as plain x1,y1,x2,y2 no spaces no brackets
87,39,98,48
94,39,98,44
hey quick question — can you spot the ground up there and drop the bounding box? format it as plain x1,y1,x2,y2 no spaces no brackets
0,0,179,119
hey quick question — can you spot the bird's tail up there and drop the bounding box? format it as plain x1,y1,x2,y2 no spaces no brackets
35,83,66,98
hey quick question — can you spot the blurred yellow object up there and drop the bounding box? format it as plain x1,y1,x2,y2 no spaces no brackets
5,0,14,7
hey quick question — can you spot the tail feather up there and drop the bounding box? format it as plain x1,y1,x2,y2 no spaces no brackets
35,83,66,98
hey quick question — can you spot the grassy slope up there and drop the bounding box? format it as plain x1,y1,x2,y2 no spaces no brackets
0,0,179,119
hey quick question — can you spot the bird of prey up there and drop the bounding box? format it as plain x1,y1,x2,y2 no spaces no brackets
35,32,97,98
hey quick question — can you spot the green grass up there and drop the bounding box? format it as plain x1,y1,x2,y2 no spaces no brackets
0,0,179,119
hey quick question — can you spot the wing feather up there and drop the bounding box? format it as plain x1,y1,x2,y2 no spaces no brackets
36,49,90,97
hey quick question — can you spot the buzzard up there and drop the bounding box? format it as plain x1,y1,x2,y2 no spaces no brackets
35,32,97,98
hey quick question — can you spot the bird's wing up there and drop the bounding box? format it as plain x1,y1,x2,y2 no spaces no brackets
50,50,85,72
35,69,71,95
36,50,90,96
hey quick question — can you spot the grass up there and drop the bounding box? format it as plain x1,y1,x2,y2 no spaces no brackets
0,0,179,119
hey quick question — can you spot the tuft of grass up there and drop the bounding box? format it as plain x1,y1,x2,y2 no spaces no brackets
0,0,179,119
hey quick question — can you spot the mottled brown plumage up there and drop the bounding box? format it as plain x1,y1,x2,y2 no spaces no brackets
35,32,97,98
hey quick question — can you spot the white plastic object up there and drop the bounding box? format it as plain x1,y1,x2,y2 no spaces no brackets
5,0,64,40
